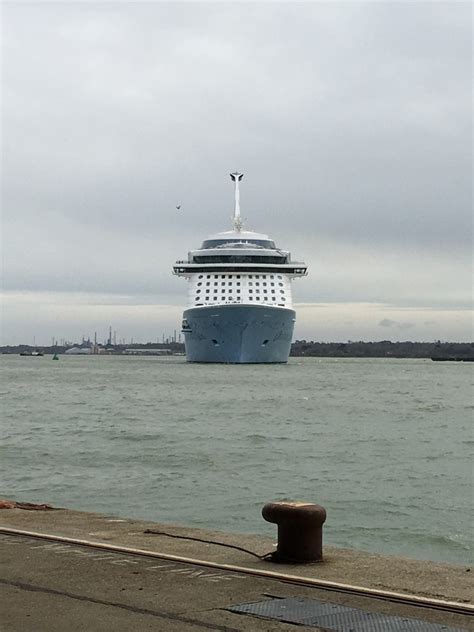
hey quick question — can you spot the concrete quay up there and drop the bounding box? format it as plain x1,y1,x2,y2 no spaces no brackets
1,506,472,631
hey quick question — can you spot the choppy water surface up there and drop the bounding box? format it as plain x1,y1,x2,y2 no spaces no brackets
1,355,472,564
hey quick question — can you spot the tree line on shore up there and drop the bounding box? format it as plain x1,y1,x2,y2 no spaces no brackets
290,340,473,359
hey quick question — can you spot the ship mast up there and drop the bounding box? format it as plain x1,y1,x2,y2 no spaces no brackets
230,172,244,232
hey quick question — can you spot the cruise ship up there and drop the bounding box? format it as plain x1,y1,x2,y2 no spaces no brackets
173,173,308,363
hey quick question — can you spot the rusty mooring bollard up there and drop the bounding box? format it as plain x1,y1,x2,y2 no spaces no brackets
262,501,327,563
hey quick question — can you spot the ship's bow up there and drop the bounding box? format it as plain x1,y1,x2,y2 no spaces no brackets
182,304,295,363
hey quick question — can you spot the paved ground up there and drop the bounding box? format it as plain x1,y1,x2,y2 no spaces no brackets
1,508,472,631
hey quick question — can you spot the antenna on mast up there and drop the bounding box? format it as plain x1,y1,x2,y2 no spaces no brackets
230,172,244,231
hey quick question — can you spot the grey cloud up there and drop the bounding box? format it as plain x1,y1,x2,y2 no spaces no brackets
379,319,415,330
379,319,397,328
1,2,472,342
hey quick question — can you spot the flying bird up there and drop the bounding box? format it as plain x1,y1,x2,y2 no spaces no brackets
176,205,181,210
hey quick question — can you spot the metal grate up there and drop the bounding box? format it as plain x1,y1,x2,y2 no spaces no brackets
227,597,467,631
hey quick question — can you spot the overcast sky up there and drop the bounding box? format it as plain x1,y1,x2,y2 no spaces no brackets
1,1,472,345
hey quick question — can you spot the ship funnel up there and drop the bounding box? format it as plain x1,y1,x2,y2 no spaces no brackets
230,172,244,231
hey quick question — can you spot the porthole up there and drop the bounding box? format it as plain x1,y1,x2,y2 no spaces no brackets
256,275,260,279
249,289,253,293
280,290,285,294
221,282,225,286
207,275,210,279
237,275,241,279
279,282,284,286
228,282,232,286
271,282,275,286
198,275,203,279
256,282,260,286
271,289,275,293
237,289,241,293
249,297,253,300
278,276,282,279
197,282,202,286
270,275,274,279
256,297,260,300
249,275,253,278
263,282,267,286
206,282,210,286
237,282,241,286
249,282,253,286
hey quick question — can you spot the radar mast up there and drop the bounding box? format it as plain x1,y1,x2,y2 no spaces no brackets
230,172,244,232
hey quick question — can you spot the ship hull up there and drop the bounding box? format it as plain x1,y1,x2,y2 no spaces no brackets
182,304,296,363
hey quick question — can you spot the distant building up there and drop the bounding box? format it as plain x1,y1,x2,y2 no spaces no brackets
123,348,172,355
65,347,92,355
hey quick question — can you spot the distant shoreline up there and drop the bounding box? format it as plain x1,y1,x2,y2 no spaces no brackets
1,340,472,360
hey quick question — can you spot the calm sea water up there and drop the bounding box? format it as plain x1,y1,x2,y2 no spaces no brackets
1,355,472,565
